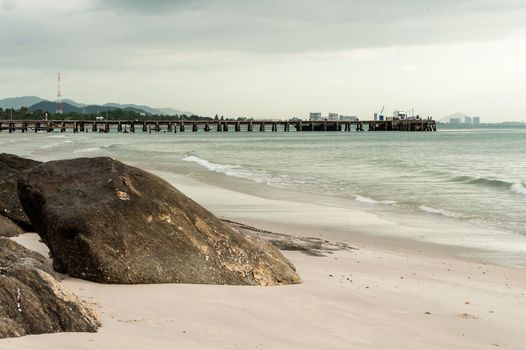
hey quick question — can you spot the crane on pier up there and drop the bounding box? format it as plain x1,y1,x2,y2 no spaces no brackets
374,106,385,121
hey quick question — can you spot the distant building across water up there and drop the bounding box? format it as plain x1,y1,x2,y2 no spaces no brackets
328,113,339,121
309,113,359,121
309,113,322,121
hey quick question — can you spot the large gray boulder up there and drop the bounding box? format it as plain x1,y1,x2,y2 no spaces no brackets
0,237,100,338
0,153,41,233
18,157,301,285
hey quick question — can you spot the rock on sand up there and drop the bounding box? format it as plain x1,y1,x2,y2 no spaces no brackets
18,157,301,285
0,237,100,339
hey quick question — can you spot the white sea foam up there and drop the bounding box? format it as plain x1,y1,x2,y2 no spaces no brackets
37,143,60,150
74,147,102,154
419,205,459,218
355,195,396,205
182,155,272,184
510,183,526,196
183,155,238,172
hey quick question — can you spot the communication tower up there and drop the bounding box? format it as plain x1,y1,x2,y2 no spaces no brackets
56,72,63,114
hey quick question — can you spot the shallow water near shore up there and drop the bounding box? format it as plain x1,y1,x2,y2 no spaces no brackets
1,127,525,266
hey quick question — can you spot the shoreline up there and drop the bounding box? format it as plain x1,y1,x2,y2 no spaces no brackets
2,132,525,269
150,169,526,269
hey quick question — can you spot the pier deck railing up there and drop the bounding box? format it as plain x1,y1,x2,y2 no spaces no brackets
0,119,437,133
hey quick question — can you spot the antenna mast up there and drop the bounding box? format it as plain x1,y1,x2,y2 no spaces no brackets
56,72,63,115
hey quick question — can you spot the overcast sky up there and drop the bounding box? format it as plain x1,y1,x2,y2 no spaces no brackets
1,0,525,120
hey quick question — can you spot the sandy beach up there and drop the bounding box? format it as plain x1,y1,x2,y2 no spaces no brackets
2,0,526,347
3,173,526,350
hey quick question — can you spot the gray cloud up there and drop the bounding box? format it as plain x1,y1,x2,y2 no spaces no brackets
86,0,526,53
0,0,524,72
1,0,16,11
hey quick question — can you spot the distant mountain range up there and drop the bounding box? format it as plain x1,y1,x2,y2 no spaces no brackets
0,96,47,109
0,96,193,116
27,101,149,115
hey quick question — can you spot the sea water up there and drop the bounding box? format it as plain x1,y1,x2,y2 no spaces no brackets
1,127,525,265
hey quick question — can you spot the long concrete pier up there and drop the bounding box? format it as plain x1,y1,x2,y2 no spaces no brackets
0,119,437,133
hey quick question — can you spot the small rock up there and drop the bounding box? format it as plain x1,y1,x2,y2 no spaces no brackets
0,238,100,339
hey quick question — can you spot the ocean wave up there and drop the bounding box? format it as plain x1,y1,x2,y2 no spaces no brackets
73,147,103,154
182,155,272,184
449,175,511,189
510,183,526,196
355,195,396,205
37,143,60,150
450,175,526,196
418,205,460,218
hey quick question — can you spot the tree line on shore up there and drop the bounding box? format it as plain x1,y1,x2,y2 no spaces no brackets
0,107,253,121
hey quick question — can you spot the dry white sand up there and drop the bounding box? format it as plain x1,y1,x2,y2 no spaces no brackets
4,233,526,350
3,175,526,349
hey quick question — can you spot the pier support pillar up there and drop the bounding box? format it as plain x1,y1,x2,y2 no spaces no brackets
223,122,229,132
180,123,185,132
216,122,222,132
192,123,198,132
117,122,122,132
142,122,147,132
235,122,241,132
285,122,290,132
167,123,173,132
248,122,253,132
204,123,210,132
92,123,97,132
259,123,265,132
155,122,160,132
